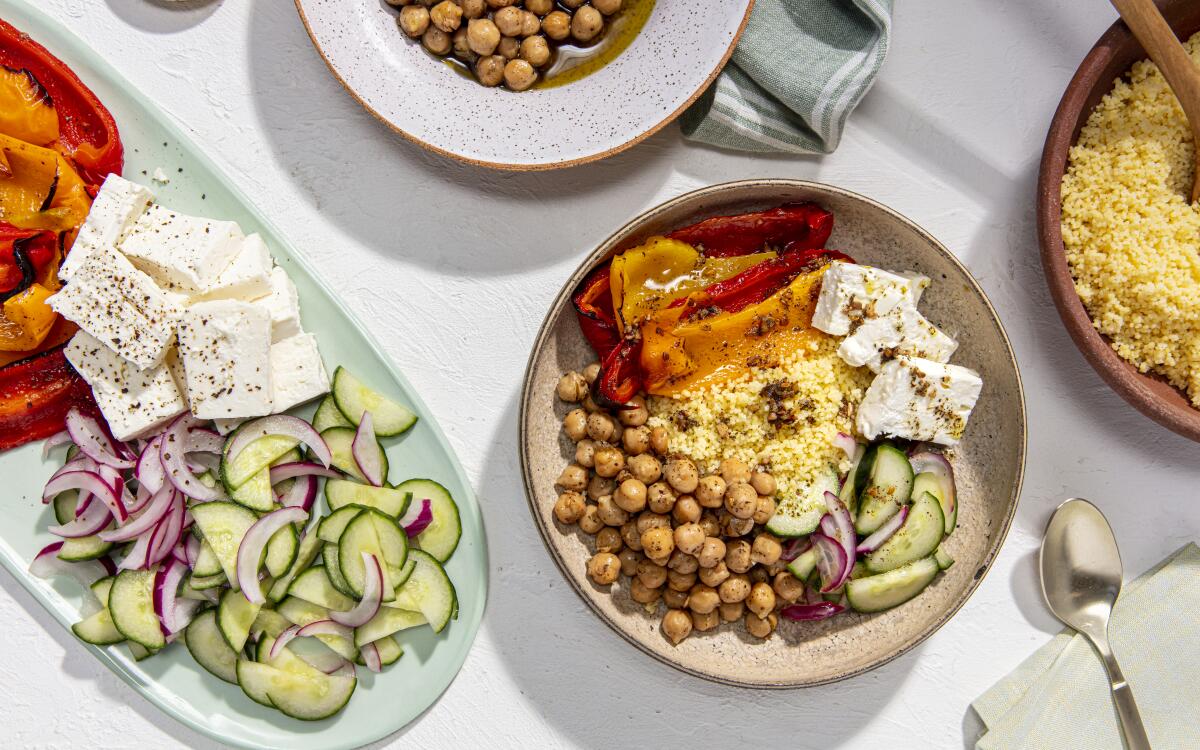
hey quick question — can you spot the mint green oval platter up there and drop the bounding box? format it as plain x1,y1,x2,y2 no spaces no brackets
0,2,488,748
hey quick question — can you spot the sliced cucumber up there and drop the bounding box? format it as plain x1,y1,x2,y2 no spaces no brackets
218,587,264,653
240,658,356,721
190,501,257,589
185,608,239,684
390,556,417,590
337,510,402,600
267,531,323,603
72,606,123,645
356,635,403,667
251,608,294,641
108,569,165,650
934,546,955,570
91,576,115,603
394,479,460,562
265,525,299,579
193,539,223,577
286,567,357,612
313,394,353,432
331,367,417,437
766,465,839,538
178,575,214,601
52,489,79,524
189,571,228,590
221,430,299,490
322,544,358,598
865,491,945,574
236,659,276,707
317,505,366,543
325,480,410,518
786,547,818,581
913,471,957,535
257,633,326,678
59,533,114,562
355,606,425,647
388,550,456,633
320,427,370,483
846,556,940,613
230,467,275,513
855,443,914,535
126,642,159,661
275,597,358,660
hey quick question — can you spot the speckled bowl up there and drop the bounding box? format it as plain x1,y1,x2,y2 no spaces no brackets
520,180,1026,687
293,0,754,170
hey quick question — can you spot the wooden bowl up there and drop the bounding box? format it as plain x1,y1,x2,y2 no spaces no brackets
519,180,1026,687
1038,0,1200,441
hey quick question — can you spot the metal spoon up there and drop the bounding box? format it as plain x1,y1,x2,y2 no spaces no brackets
1040,498,1151,750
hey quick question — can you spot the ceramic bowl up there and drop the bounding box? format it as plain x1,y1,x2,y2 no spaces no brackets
1038,0,1200,441
294,0,753,170
519,180,1026,687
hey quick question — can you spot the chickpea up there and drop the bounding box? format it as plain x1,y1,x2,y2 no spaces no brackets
752,494,776,525
663,587,690,609
562,408,587,441
584,412,615,442
451,27,477,61
698,560,730,587
721,514,755,538
618,548,642,576
571,6,602,43
672,495,701,524
698,512,721,538
581,393,601,413
620,521,643,551
724,481,758,520
525,0,554,15
696,537,727,568
725,540,753,574
719,600,744,622
553,491,585,524
692,609,719,632
622,426,652,456
457,0,486,19
688,584,721,614
719,458,752,485
662,609,692,645
578,504,604,534
749,566,769,584
542,10,571,40
596,495,628,527
587,552,620,585
560,0,585,9
556,371,587,402
636,559,667,588
750,470,777,496
745,612,777,639
422,26,452,54
586,474,615,501
520,10,541,37
398,5,431,37
664,458,699,494
667,549,699,574
467,20,502,56
765,558,788,577
595,526,623,554
617,395,648,426
635,511,671,535
751,534,783,566
593,446,625,478
649,426,670,455
430,1,463,32
667,569,697,592
719,574,751,603
695,474,726,508
493,6,524,36
497,35,521,60
746,582,776,618
485,0,515,7
630,577,661,605
641,527,675,561
582,362,601,385
773,571,805,604
614,478,647,513
593,0,622,14
673,523,705,556
556,464,587,492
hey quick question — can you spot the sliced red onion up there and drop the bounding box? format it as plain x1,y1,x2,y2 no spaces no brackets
146,495,186,568
101,485,175,543
295,648,354,675
97,464,134,522
400,499,433,538
160,417,223,502
780,601,846,621
185,428,224,454
135,435,165,495
352,412,383,486
65,408,133,469
779,537,809,563
810,532,849,594
821,491,856,580
43,471,127,523
831,432,859,459
804,584,823,606
184,534,201,568
269,625,302,660
48,498,112,538
74,491,95,517
856,504,911,554
44,456,98,494
186,453,221,473
119,532,152,571
360,641,382,673
296,619,354,641
126,483,152,515
909,450,957,515
29,543,112,588
278,475,318,511
237,507,310,603
153,559,192,635
226,415,331,469
41,430,72,460
330,552,383,627
269,462,342,484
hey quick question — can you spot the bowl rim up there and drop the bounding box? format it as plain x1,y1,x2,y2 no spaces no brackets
518,178,1028,687
1036,2,1200,442
292,0,756,171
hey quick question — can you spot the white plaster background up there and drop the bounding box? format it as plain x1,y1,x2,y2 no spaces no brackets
3,1,1197,748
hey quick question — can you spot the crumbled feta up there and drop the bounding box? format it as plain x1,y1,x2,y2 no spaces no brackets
64,331,187,441
47,246,184,370
269,333,329,412
856,356,982,446
258,265,302,341
120,205,244,292
151,167,171,184
838,299,958,372
177,299,273,419
812,262,930,336
191,233,273,303
59,175,155,282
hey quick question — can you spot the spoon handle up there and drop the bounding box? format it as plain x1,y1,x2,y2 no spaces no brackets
1088,633,1152,750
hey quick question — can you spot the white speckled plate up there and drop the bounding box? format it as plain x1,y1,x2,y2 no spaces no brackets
294,0,754,169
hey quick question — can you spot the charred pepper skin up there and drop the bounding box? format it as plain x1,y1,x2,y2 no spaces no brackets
572,263,621,359
665,202,834,259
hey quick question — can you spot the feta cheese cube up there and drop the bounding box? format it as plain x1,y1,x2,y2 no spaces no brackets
269,333,329,413
47,246,184,370
177,299,273,420
64,331,186,441
212,418,245,435
838,300,958,372
59,175,155,281
258,265,302,342
856,356,983,446
191,234,273,303
812,262,930,336
120,205,244,292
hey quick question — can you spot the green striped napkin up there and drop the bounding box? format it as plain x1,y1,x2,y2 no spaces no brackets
681,0,893,154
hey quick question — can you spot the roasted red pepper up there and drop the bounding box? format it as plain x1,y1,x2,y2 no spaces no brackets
0,347,95,451
0,223,55,300
595,335,642,408
571,263,621,359
0,18,123,185
666,202,834,258
670,247,853,318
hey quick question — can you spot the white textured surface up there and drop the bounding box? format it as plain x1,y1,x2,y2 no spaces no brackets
4,1,1199,748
